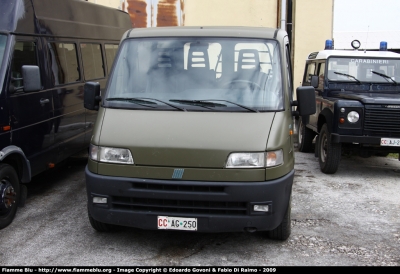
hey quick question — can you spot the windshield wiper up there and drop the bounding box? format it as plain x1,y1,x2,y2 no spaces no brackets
106,97,186,111
169,99,227,110
200,99,259,113
334,72,362,83
371,71,398,85
170,99,258,113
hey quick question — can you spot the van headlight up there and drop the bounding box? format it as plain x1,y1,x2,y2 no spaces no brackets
225,150,283,168
89,144,134,164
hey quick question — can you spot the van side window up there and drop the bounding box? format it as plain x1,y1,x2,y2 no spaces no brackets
11,41,38,90
48,42,80,85
105,44,119,74
81,43,105,80
303,62,316,84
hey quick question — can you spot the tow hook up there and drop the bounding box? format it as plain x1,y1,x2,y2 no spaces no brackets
0,182,17,210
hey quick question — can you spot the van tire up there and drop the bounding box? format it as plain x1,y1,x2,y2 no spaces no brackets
0,164,20,229
318,123,341,174
297,118,314,153
88,208,114,232
267,195,291,241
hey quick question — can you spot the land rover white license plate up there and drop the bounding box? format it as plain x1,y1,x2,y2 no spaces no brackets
380,138,400,147
157,216,197,231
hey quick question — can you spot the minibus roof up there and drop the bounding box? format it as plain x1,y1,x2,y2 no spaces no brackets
0,0,131,40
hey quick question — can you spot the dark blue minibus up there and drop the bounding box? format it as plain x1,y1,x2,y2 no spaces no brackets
0,0,132,229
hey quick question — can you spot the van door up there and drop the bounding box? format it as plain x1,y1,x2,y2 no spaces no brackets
8,37,55,176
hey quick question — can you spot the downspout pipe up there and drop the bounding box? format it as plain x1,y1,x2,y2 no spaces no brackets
280,0,287,30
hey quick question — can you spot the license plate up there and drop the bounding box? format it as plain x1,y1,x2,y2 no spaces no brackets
157,216,197,231
380,138,400,147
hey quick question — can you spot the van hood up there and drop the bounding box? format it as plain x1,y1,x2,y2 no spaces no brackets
98,109,275,168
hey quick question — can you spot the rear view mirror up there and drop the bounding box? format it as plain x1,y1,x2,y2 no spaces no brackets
84,82,101,111
22,65,41,92
292,86,316,116
310,75,319,88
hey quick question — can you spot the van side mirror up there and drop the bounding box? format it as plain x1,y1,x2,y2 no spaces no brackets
292,86,316,117
84,82,101,111
310,75,319,88
22,65,41,92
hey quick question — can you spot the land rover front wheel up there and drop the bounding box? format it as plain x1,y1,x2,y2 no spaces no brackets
0,164,20,229
318,124,341,174
297,117,315,152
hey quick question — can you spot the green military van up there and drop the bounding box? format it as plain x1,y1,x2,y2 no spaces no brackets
84,26,315,240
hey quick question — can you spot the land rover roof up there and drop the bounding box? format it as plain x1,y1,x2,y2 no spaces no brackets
307,49,400,61
122,26,286,40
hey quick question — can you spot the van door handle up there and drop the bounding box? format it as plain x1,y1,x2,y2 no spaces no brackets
40,98,50,106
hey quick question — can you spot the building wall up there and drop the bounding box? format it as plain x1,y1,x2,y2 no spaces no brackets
183,0,278,27
87,0,334,90
87,0,120,8
292,0,333,88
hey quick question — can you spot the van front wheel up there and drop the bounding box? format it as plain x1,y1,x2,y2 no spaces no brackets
88,208,115,232
267,195,291,241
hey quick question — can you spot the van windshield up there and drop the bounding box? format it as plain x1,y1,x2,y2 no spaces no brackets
0,34,7,92
105,37,283,112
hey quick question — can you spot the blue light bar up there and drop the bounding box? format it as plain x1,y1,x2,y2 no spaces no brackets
380,41,387,51
325,39,333,50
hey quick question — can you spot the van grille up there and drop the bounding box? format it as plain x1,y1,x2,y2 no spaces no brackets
364,105,400,137
112,196,248,215
132,182,224,192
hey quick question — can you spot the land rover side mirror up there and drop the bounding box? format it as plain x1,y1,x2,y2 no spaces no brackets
84,82,101,111
292,86,316,117
310,75,319,88
21,65,41,92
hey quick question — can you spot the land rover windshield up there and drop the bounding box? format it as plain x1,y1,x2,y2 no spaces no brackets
105,37,283,112
327,57,400,85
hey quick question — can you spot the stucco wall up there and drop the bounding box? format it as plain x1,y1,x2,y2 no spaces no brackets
183,0,278,27
87,0,334,91
292,0,333,88
88,0,120,8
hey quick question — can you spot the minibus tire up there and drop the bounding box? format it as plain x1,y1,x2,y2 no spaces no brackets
0,164,20,229
267,196,291,241
88,208,115,232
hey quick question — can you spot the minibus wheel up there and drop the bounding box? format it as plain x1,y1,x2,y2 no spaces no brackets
267,195,291,241
0,164,20,229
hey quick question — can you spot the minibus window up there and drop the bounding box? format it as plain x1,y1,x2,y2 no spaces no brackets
48,42,80,85
81,43,105,80
11,41,38,90
0,35,6,90
0,35,5,67
105,44,119,74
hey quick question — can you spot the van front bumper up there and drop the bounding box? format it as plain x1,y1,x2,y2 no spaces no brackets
86,166,293,233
